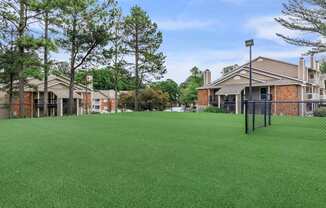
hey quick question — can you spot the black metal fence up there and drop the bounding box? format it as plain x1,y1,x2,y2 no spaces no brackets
244,99,326,134
244,100,272,134
222,101,236,113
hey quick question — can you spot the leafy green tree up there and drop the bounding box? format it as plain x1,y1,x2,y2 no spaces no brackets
102,4,127,113
275,0,326,53
52,61,70,76
124,6,166,111
180,67,203,106
139,88,169,111
58,0,113,115
0,49,19,118
119,88,169,111
0,0,43,117
34,0,60,116
75,68,135,91
151,79,179,104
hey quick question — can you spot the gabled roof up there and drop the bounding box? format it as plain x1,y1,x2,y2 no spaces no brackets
24,74,92,92
200,56,304,89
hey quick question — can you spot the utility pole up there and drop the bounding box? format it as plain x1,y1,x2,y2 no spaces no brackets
245,39,254,101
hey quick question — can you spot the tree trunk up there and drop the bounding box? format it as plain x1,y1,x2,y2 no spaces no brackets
18,0,26,118
114,65,118,114
68,66,75,115
68,16,77,115
114,39,119,114
8,73,14,119
43,11,49,117
134,28,139,111
85,80,88,114
18,71,25,117
115,87,118,113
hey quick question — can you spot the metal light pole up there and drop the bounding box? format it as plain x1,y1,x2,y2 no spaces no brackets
245,39,254,101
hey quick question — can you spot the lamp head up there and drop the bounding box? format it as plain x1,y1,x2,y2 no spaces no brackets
245,39,254,47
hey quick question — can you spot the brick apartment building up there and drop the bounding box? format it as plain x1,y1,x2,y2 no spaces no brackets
197,56,326,116
0,74,117,118
92,90,116,113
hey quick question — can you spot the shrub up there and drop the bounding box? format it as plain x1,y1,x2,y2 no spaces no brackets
118,88,169,111
313,107,326,117
203,106,225,113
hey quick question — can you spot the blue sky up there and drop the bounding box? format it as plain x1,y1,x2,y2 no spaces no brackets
119,0,309,83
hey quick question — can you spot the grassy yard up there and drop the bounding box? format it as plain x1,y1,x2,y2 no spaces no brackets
0,113,325,208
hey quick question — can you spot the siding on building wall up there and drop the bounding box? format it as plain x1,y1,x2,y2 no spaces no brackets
197,89,209,106
252,58,299,79
0,91,8,118
99,98,109,112
271,85,300,116
12,92,33,117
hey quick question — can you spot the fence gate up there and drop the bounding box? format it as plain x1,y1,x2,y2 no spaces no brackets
244,100,272,134
244,99,326,134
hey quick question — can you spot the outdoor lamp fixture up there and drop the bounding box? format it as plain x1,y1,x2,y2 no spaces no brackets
245,39,254,101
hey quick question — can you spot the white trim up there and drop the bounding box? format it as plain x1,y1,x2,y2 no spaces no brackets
235,95,239,114
238,74,265,83
242,68,282,80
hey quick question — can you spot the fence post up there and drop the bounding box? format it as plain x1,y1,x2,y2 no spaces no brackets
268,101,272,126
252,101,255,131
245,100,248,134
264,99,267,127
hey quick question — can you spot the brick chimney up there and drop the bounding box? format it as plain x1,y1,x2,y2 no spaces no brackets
298,57,306,81
86,75,93,90
203,69,211,86
310,54,316,70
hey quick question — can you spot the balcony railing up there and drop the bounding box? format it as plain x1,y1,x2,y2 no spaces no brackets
34,99,58,108
308,78,318,84
306,93,320,100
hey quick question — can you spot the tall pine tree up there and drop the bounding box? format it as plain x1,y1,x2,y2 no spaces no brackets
276,0,326,53
0,0,43,117
58,0,112,115
102,3,127,113
35,0,60,116
124,6,166,111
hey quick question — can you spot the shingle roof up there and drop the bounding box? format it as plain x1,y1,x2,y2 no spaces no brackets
216,85,246,95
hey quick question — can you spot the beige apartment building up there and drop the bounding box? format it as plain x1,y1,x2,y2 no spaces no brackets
197,56,326,116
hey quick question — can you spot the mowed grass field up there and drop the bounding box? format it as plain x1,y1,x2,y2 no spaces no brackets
0,113,325,208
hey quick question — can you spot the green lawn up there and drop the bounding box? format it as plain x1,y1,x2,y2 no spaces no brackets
0,113,325,208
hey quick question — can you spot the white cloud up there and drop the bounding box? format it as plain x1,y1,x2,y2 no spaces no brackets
245,15,303,43
156,19,220,31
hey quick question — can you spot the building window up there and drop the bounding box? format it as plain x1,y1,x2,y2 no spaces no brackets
260,88,267,100
306,87,312,93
